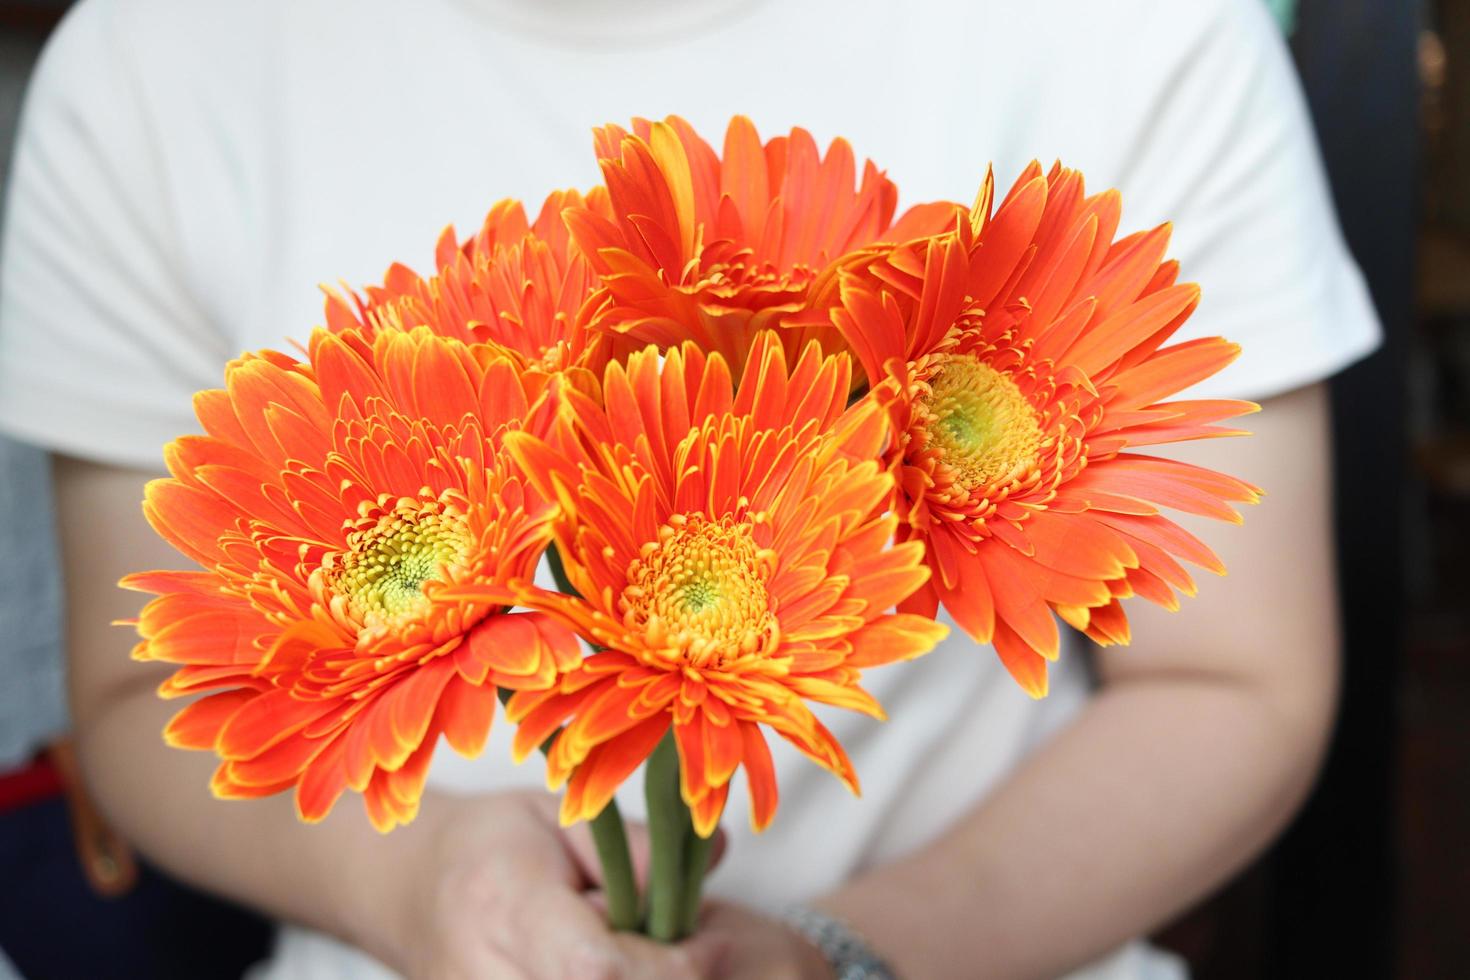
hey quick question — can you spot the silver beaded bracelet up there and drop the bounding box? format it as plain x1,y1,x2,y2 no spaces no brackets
780,906,898,980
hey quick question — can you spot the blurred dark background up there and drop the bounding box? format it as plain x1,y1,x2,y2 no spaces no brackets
1155,0,1468,977
0,0,1464,976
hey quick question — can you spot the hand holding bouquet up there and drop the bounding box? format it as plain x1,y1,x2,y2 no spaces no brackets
123,116,1258,946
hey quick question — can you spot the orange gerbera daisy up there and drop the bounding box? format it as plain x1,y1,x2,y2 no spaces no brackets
832,162,1261,697
564,115,959,377
494,334,947,837
324,188,619,382
123,326,580,830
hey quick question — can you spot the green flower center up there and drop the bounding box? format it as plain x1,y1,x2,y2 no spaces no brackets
921,354,1043,489
621,513,778,668
325,496,471,628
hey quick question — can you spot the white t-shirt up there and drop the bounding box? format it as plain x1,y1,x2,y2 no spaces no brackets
0,1,1378,977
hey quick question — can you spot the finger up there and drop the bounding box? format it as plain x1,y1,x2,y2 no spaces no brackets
414,927,533,980
680,931,732,977
679,899,733,943
444,950,532,980
485,864,629,980
615,931,730,979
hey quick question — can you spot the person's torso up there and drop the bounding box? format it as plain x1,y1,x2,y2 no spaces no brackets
112,1,1212,974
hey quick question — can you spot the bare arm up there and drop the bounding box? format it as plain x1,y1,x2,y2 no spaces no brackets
55,454,441,961
54,455,705,979
811,382,1339,977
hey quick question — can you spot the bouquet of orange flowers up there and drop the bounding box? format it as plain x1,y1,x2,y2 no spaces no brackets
123,116,1259,941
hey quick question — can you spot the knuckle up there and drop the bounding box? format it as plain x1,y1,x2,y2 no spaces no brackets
558,941,622,980
662,947,701,978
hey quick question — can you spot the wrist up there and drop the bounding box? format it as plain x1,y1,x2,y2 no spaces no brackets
335,787,490,969
354,790,569,974
782,905,898,980
333,789,463,973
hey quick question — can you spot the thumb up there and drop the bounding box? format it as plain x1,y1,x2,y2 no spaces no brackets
676,929,734,978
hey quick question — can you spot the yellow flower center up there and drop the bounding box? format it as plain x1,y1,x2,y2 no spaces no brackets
324,495,471,629
621,513,778,668
921,354,1043,489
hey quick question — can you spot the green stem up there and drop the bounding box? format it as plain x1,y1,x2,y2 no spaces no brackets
587,799,641,932
677,824,716,936
496,680,641,932
643,732,690,941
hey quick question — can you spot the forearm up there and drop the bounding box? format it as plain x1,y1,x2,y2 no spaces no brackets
74,670,439,968
54,454,434,968
821,673,1331,979
819,385,1338,978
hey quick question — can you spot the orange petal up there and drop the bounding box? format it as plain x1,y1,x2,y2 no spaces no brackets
844,614,949,668
217,688,333,761
977,543,1060,660
689,781,729,839
564,714,670,824
163,690,256,750
437,673,498,758
740,723,779,833
992,618,1050,698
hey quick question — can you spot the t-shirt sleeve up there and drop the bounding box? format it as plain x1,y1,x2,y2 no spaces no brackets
1110,0,1381,401
0,0,228,469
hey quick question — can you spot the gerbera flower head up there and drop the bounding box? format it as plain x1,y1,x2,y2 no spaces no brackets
564,115,960,378
496,332,948,837
324,188,620,388
832,162,1262,698
122,326,581,830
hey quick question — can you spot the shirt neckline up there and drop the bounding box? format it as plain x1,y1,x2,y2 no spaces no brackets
446,0,767,49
